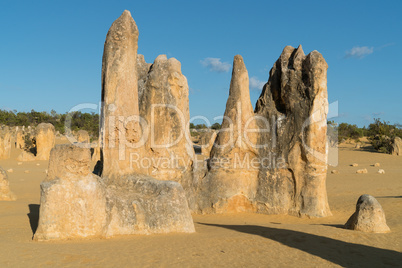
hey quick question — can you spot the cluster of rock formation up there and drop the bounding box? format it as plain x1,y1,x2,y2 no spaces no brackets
35,10,195,240
35,10,332,240
196,46,331,217
16,123,55,161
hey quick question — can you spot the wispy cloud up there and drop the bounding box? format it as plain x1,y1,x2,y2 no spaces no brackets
372,111,385,117
361,112,385,122
249,76,265,91
200,58,231,73
345,46,374,59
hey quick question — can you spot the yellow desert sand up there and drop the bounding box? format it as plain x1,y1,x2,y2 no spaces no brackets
0,141,401,267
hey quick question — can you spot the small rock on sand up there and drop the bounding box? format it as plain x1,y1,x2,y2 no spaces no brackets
17,162,22,166
24,170,30,174
356,169,368,174
351,163,358,167
377,169,385,174
7,169,13,173
331,170,339,174
36,163,40,166
374,163,380,167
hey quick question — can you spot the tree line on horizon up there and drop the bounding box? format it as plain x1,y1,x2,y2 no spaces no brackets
1,109,401,154
0,109,99,138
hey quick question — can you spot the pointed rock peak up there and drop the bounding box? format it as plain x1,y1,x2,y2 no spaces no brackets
109,10,138,36
233,55,247,73
295,44,305,57
122,10,132,17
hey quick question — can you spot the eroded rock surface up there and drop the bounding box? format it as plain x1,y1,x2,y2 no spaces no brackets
36,123,55,160
139,54,196,208
391,137,402,156
254,45,331,217
0,126,11,160
101,10,145,179
35,144,194,241
345,194,390,233
0,167,16,201
197,55,259,213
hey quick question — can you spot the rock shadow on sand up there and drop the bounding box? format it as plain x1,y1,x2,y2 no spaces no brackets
27,204,40,238
199,223,402,267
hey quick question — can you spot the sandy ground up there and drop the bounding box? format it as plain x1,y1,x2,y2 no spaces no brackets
0,140,401,267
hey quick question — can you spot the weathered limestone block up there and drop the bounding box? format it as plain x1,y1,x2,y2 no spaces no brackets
91,142,101,162
0,167,16,201
139,54,196,208
36,123,55,160
35,144,195,240
34,144,107,241
101,10,145,179
16,129,25,149
16,151,36,161
0,126,12,160
197,55,259,213
391,137,402,156
254,45,331,217
102,174,195,237
76,130,90,144
345,194,390,233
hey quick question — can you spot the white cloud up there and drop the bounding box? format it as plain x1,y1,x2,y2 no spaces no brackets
249,76,265,91
345,46,374,59
200,57,231,73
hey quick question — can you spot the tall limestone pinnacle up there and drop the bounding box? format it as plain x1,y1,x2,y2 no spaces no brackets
197,55,260,214
211,55,258,159
100,10,144,179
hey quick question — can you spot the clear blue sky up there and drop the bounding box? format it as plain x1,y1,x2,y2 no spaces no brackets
0,0,401,127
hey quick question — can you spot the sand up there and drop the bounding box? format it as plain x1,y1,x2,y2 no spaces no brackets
0,140,401,267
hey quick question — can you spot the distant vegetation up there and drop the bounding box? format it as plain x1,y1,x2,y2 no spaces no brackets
367,119,402,154
0,109,99,138
2,110,401,154
328,119,402,154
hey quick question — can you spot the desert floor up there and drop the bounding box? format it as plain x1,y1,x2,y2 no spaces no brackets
0,140,401,267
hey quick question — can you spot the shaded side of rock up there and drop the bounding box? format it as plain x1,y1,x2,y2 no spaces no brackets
137,54,152,102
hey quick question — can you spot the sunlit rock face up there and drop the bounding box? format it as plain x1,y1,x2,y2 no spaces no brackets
138,54,196,209
100,10,145,179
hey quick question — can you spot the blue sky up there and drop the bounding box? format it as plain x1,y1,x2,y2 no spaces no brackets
0,0,401,127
